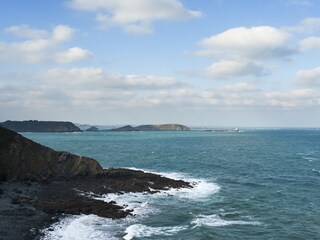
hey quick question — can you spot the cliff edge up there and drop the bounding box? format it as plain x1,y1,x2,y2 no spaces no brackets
0,126,191,239
0,126,101,181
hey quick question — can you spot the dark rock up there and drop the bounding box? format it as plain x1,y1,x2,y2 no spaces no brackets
0,182,54,240
0,125,192,239
0,126,103,181
1,120,82,132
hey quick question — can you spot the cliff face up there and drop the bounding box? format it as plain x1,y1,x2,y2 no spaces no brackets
0,127,102,181
111,124,190,131
1,120,82,132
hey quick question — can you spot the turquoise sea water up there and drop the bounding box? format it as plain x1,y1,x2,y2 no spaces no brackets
23,129,320,239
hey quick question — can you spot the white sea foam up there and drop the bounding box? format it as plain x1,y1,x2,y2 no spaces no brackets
303,156,319,162
123,224,188,240
97,192,159,216
191,214,261,228
41,215,124,240
42,169,221,240
97,178,220,218
95,169,220,217
128,167,220,200
312,168,320,174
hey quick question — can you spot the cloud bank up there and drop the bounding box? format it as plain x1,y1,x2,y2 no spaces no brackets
0,25,92,64
68,0,202,34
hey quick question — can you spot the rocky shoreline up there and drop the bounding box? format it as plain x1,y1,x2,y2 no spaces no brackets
0,127,191,239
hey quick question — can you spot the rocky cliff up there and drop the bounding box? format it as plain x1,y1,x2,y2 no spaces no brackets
0,127,102,181
111,124,190,131
1,120,82,132
0,126,191,239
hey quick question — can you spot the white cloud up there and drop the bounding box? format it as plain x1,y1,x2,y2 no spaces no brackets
5,24,48,39
205,59,269,79
265,88,319,108
1,68,319,124
54,47,93,64
194,25,299,79
68,0,202,34
0,67,184,112
286,17,320,34
52,25,76,41
219,82,259,92
196,26,293,59
296,66,320,86
0,25,91,64
200,83,261,107
36,67,180,90
300,37,320,51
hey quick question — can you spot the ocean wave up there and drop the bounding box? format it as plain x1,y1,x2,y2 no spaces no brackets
41,168,221,240
128,167,220,200
191,214,261,228
96,169,220,217
123,224,188,240
303,156,319,162
312,169,320,174
97,191,160,216
41,215,123,240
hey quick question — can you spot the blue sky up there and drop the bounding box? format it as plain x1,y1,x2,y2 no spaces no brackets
1,0,320,127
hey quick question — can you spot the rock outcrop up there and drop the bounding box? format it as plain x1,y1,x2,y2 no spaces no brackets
111,124,190,131
1,120,82,132
0,127,102,181
0,126,191,239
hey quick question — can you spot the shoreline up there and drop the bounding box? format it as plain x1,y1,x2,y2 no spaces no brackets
0,168,191,239
0,127,191,239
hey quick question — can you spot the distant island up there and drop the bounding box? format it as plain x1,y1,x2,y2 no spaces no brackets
111,124,190,131
0,120,82,132
85,126,99,131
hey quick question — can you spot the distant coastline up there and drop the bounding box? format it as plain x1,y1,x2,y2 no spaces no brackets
0,120,192,132
0,120,82,132
110,124,190,131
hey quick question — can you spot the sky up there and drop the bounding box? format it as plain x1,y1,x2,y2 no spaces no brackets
1,0,320,127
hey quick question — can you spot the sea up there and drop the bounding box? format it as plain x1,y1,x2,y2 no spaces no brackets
22,129,320,240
